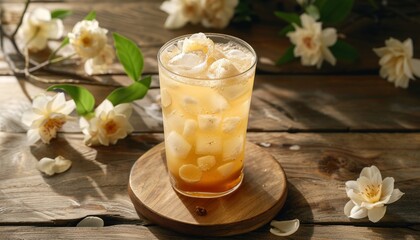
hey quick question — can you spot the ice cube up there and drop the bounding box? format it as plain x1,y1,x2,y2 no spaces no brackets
183,119,197,137
195,134,222,155
198,114,221,131
182,96,199,114
160,88,172,108
168,52,207,75
162,44,181,63
217,162,236,177
208,93,229,113
222,135,244,161
222,117,241,133
197,155,216,171
182,33,214,55
220,83,249,101
207,58,240,79
166,131,191,159
179,164,202,183
165,110,184,133
225,48,254,71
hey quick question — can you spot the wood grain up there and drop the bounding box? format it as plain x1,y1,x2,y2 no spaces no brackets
0,132,418,225
0,225,418,240
128,142,287,236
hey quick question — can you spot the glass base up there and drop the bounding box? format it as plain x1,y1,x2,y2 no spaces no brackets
171,173,244,198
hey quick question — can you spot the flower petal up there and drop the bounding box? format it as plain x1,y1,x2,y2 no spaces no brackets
50,93,66,111
410,58,420,78
361,201,384,210
321,28,337,46
160,1,178,14
45,19,64,39
77,216,104,227
28,35,49,52
270,219,300,237
322,46,336,66
344,200,355,217
164,12,188,29
53,156,72,173
387,188,404,204
373,47,387,57
345,180,358,191
360,165,381,180
367,206,387,223
347,188,364,205
349,205,368,219
95,99,114,114
27,129,40,145
300,14,315,29
37,157,56,176
403,38,413,58
114,103,133,118
381,177,394,199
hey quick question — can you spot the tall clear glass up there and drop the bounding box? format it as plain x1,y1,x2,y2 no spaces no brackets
158,33,256,198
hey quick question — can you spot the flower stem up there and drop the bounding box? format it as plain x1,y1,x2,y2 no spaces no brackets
28,53,76,72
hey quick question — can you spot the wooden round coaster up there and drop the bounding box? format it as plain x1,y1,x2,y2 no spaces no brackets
128,142,287,237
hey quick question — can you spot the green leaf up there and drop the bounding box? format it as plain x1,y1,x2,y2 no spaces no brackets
113,32,143,82
51,9,72,19
315,0,354,24
106,76,151,105
279,25,294,36
84,11,96,21
46,85,95,116
276,46,295,65
274,11,301,25
330,40,359,62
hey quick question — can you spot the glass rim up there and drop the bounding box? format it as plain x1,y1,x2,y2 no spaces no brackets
157,33,257,81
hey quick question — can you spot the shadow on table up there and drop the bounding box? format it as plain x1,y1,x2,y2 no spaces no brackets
30,134,162,202
270,181,314,238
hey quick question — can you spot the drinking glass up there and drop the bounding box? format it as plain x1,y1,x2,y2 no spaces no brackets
158,33,256,198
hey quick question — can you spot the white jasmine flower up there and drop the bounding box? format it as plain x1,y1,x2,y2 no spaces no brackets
373,38,420,88
344,166,404,223
79,99,133,146
287,13,337,68
68,20,108,59
201,0,239,29
84,44,115,75
18,7,64,52
37,155,72,176
21,93,75,144
160,0,202,29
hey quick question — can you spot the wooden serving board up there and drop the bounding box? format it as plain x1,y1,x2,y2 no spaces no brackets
128,142,287,236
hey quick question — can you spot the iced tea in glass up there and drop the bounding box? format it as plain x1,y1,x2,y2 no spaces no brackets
158,33,256,198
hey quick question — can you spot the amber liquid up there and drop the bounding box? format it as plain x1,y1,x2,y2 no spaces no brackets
159,65,254,198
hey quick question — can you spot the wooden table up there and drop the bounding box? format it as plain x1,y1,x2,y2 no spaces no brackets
0,1,419,239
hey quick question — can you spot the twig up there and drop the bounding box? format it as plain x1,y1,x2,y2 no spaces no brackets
11,0,30,39
28,53,76,72
385,7,420,25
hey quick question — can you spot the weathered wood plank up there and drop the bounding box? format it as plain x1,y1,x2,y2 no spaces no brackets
1,1,419,74
2,74,420,134
0,132,418,225
0,224,418,240
250,75,420,131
